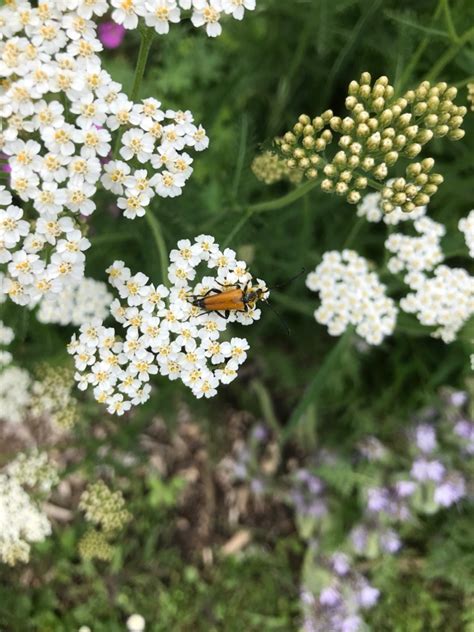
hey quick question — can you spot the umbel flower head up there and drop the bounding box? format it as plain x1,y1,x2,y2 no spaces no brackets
275,72,466,210
306,250,397,345
0,1,209,308
68,234,268,414
79,480,131,534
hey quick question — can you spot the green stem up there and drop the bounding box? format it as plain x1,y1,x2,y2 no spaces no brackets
455,75,474,88
251,380,280,434
231,114,248,201
145,210,169,287
281,331,352,444
425,25,474,81
441,0,458,42
396,0,444,91
113,25,155,158
223,209,253,248
246,178,320,214
343,217,365,249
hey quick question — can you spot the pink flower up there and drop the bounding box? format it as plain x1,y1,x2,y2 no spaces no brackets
98,21,126,49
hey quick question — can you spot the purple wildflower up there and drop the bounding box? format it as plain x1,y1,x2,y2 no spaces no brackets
320,586,341,607
415,424,437,453
357,584,380,608
434,475,466,507
98,21,126,49
411,459,445,482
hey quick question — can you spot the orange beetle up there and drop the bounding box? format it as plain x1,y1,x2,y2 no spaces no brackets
190,280,267,320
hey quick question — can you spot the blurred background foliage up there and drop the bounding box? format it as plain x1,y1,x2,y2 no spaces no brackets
1,0,474,630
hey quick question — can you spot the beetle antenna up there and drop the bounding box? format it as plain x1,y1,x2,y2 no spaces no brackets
264,299,291,335
267,267,306,291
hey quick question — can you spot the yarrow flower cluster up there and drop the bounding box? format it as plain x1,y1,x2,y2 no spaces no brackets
0,0,211,308
68,234,268,414
458,209,474,258
306,250,397,345
275,73,466,208
401,266,474,343
0,452,57,565
0,319,14,367
108,0,257,37
37,276,112,326
385,216,445,274
78,480,131,561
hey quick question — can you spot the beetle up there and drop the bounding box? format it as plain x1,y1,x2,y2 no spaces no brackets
189,279,267,320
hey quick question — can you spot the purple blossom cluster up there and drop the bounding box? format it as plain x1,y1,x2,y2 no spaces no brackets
301,551,380,632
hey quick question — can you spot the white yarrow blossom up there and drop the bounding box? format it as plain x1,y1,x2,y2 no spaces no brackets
459,209,474,258
306,250,397,345
0,0,210,308
68,235,268,413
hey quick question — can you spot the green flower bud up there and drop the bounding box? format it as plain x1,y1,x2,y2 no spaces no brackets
373,163,388,180
345,96,358,110
434,124,450,136
323,164,337,177
361,156,375,171
321,109,334,122
346,190,361,204
406,163,422,178
354,176,368,189
306,168,318,179
413,102,427,116
303,136,315,150
405,143,422,158
312,116,325,130
321,178,334,192
341,117,355,132
429,173,444,185
385,151,398,166
359,84,371,99
414,193,430,206
347,155,360,168
348,80,359,96
339,135,352,149
299,114,311,126
379,109,393,126
339,170,352,183
448,128,465,141
402,201,416,213
360,72,371,85
335,181,349,195
421,158,434,172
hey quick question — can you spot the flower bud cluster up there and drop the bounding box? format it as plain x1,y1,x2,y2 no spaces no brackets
30,364,79,430
380,159,443,214
0,1,209,308
68,235,267,414
305,250,397,345
357,190,426,225
385,216,445,274
78,480,131,562
37,277,112,327
5,450,59,494
78,528,114,562
275,73,466,208
251,150,303,185
458,209,474,258
79,480,131,534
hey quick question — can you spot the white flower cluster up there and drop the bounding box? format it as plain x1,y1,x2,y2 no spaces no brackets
0,319,14,367
0,365,32,424
401,266,474,343
458,210,474,258
0,0,209,307
357,191,426,225
37,276,112,326
306,250,397,345
385,216,445,274
110,0,257,37
68,234,267,414
0,452,57,566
